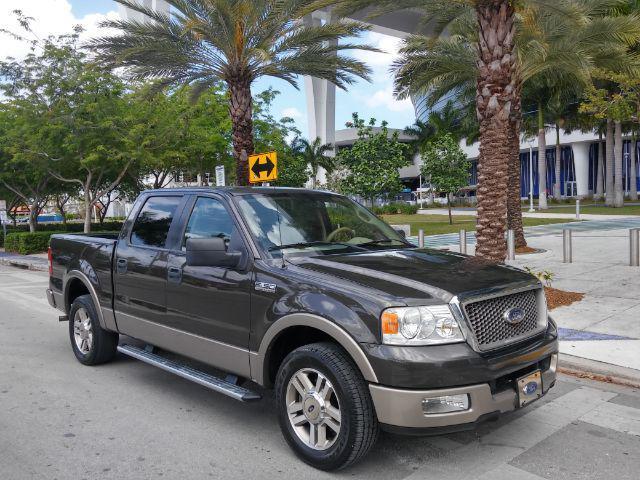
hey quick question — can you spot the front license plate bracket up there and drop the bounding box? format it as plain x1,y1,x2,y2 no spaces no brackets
517,370,543,407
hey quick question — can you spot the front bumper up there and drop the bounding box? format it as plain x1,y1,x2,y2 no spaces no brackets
370,353,557,432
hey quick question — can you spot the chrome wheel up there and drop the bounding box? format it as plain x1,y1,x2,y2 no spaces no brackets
286,368,341,451
73,307,93,355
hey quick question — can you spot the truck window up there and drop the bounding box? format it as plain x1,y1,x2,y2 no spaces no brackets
183,197,235,246
130,196,182,248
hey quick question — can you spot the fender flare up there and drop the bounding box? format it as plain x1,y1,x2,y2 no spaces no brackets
250,313,378,387
64,270,108,330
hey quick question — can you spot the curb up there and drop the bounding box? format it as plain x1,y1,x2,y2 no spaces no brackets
0,257,48,272
559,353,640,389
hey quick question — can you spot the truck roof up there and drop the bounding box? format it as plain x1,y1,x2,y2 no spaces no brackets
142,186,340,196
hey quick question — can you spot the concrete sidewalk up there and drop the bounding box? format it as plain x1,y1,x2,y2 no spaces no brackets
0,250,48,271
419,227,640,380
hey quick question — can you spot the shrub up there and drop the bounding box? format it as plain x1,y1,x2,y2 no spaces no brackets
4,231,64,255
373,203,419,215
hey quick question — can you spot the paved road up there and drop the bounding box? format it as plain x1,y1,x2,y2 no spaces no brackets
1,265,639,480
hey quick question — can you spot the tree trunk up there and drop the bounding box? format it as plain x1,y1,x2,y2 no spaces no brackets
630,133,638,201
228,79,254,186
474,0,516,262
614,120,624,207
28,204,37,233
595,133,604,200
84,190,92,234
447,194,453,225
605,119,614,206
554,124,561,199
537,105,548,210
507,108,527,248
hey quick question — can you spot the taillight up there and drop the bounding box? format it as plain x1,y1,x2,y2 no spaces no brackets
47,247,53,276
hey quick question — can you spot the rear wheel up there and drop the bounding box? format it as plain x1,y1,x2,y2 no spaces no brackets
275,342,378,470
69,294,118,365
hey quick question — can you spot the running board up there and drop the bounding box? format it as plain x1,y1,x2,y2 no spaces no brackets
117,344,261,402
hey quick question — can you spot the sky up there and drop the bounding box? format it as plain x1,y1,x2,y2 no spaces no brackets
0,0,417,138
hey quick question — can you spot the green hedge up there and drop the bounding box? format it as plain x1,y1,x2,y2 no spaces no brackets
372,203,419,215
0,221,123,248
4,231,66,255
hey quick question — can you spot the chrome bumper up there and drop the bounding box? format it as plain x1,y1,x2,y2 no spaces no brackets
370,353,557,429
46,288,56,309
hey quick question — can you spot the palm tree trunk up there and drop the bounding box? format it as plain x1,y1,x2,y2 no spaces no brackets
537,104,548,210
507,111,527,248
595,132,604,200
554,123,561,199
473,0,517,262
614,120,624,207
228,79,254,186
630,132,638,201
605,119,614,206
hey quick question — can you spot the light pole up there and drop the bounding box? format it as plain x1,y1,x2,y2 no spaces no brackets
528,143,535,212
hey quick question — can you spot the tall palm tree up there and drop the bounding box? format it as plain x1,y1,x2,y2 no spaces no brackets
291,137,335,188
90,0,376,185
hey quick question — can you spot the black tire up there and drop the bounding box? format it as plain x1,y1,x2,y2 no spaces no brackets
68,294,118,365
275,342,379,471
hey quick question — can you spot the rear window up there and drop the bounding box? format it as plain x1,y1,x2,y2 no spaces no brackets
130,196,182,248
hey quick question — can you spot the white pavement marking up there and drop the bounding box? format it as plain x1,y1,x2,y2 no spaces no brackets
408,387,616,480
560,340,640,371
476,464,546,480
580,401,640,437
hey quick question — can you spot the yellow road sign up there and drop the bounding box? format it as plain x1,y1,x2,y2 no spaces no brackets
249,151,278,183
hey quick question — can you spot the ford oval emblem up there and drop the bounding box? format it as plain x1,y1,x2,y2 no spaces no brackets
522,381,538,396
504,307,526,325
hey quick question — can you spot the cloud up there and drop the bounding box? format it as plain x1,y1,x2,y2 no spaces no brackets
364,86,414,113
0,0,119,61
353,31,403,67
281,107,303,119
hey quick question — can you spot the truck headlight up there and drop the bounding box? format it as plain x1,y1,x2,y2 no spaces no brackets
381,306,465,345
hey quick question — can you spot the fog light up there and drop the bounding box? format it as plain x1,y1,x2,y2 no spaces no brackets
422,394,470,414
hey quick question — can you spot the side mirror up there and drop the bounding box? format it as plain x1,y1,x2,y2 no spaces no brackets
186,237,241,268
394,229,407,239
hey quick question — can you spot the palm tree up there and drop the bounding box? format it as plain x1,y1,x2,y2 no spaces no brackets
291,137,335,188
90,0,376,185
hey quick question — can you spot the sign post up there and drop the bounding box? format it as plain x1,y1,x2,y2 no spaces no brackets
215,165,226,187
248,152,278,184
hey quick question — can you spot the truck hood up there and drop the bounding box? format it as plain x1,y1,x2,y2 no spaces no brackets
286,248,538,305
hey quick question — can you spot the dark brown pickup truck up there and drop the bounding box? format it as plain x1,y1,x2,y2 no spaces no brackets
47,187,558,470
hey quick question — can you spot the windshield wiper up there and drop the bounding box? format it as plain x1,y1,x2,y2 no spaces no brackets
357,239,408,248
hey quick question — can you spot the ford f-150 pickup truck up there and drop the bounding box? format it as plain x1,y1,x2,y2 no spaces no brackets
47,187,558,470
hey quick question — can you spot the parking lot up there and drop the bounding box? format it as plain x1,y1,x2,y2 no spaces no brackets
1,265,639,480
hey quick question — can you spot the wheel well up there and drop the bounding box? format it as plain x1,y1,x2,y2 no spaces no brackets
66,278,90,313
266,326,335,386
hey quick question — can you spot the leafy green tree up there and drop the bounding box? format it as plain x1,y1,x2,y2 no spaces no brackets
291,137,335,188
337,114,409,204
421,134,470,224
90,0,377,186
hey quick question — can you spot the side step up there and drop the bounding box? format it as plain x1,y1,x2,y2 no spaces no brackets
117,344,261,402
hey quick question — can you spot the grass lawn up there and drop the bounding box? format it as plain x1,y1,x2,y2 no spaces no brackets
527,204,640,215
381,214,573,236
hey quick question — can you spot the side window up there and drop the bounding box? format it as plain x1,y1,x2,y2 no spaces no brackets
130,196,182,248
183,197,235,246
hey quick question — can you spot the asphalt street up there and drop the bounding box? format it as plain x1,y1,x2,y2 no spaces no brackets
1,265,639,480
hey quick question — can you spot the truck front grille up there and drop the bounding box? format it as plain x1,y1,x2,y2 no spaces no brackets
462,289,544,352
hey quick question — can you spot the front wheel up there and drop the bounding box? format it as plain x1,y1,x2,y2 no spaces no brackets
275,342,379,470
69,294,118,365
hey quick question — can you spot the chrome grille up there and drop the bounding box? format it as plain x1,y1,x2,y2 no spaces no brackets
462,289,543,351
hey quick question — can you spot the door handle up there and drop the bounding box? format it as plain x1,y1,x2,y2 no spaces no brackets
167,266,182,284
116,257,128,274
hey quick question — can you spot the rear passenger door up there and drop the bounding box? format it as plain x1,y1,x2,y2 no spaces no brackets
114,194,186,333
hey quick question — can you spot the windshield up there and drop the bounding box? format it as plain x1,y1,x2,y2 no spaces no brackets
235,192,410,258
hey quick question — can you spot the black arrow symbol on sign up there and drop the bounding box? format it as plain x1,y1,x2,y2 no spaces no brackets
251,154,275,178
